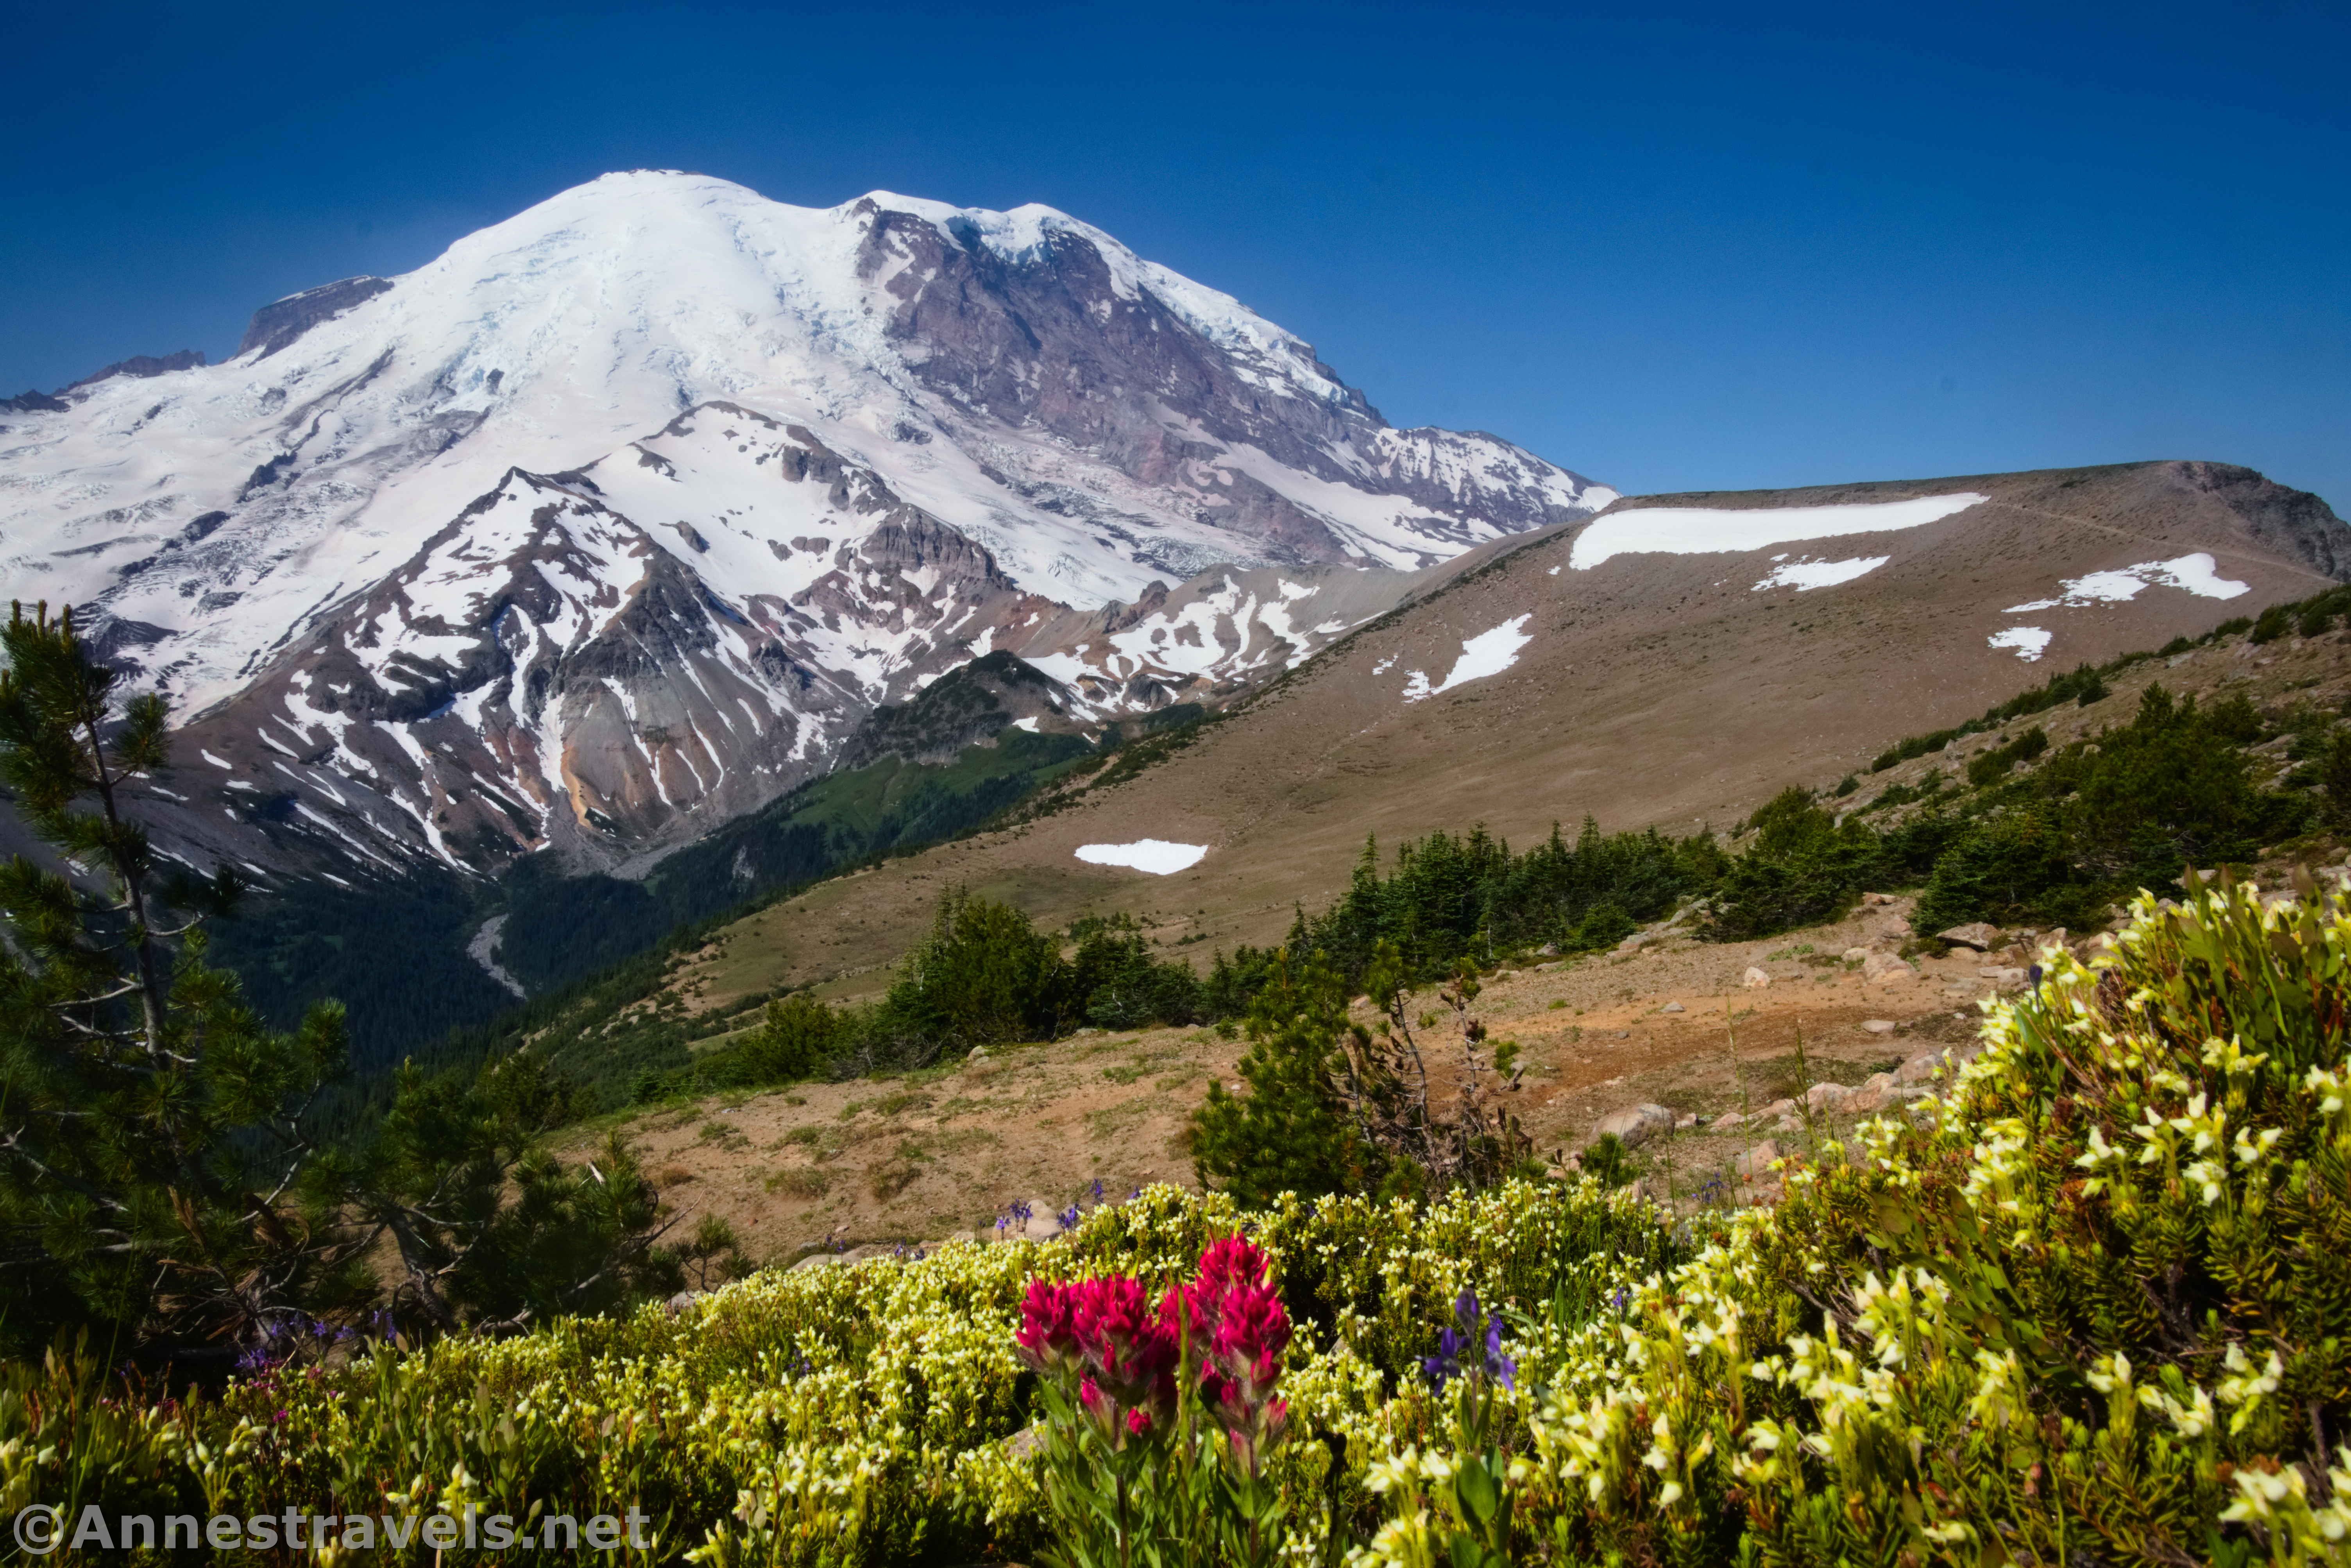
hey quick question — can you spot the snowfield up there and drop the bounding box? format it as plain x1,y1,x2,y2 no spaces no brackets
1569,493,1986,571
1074,840,1209,874
1988,626,2053,661
1403,614,1533,702
2005,553,2251,611
1752,555,1890,592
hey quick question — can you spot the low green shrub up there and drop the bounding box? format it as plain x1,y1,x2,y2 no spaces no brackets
1361,871,2351,1566
14,874,2351,1563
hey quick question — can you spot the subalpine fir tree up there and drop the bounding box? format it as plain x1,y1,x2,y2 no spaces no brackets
0,602,359,1359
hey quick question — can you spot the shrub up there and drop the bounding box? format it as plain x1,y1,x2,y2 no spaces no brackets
4,1179,1673,1564
2252,604,2294,644
1360,872,2351,1565
1910,805,2101,933
1705,788,1882,941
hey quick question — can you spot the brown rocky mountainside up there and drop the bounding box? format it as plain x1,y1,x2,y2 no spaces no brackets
674,458,2346,1008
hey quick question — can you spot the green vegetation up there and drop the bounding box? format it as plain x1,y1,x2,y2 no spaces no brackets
1191,945,1529,1207
0,604,351,1356
499,723,1099,995
20,875,2351,1563
0,609,689,1359
629,896,1218,1102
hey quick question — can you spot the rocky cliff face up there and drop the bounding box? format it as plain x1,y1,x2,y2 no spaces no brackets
0,173,1607,877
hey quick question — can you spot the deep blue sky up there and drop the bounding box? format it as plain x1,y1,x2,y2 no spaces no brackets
5,2,2345,511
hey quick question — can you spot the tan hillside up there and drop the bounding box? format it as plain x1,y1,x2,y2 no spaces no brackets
584,898,2005,1263
670,458,2344,1011
604,558,2351,1266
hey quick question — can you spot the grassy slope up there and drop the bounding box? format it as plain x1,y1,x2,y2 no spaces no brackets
580,619,2351,1265
659,462,2342,1016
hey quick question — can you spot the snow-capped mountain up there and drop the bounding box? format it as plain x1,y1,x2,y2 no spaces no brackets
0,171,1608,873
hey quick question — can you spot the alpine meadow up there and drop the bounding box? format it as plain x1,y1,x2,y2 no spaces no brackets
4,48,2351,1564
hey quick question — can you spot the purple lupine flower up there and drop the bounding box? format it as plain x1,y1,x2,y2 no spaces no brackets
1483,1317,1517,1390
1424,1289,1514,1390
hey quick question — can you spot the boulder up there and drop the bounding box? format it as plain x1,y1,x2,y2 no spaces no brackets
1842,946,1873,963
1861,1018,1899,1034
1937,922,2001,950
1592,1103,1677,1149
1893,1044,1980,1085
1734,1141,1785,1178
1742,965,1771,989
1804,1082,1855,1112
1977,966,2028,988
1538,943,1560,957
1710,1110,1747,1132
1614,934,1646,954
1862,950,1918,981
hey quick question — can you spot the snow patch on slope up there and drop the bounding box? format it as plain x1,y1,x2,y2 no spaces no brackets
1403,614,1533,702
1075,839,1209,874
2004,553,2250,611
1989,626,2052,662
1571,494,1986,571
1752,555,1889,592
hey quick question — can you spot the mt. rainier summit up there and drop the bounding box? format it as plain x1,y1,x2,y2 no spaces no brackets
0,171,1608,873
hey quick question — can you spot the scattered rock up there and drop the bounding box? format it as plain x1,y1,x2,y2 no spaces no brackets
967,1047,990,1063
1734,1141,1784,1178
1977,966,2028,988
1936,922,2001,950
1675,1113,1700,1130
665,1290,702,1314
1844,1087,1889,1114
1742,965,1771,989
1538,943,1560,957
1659,1001,1686,1013
1760,1097,1796,1118
1592,1103,1677,1149
1804,1082,1855,1112
1861,1071,1898,1094
1893,1043,1981,1085
1861,891,1901,907
1710,1110,1746,1132
1862,1018,1899,1034
1862,950,1918,981
1007,1423,1050,1459
1614,934,1646,954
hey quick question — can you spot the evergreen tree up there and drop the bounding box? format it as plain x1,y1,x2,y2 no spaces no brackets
884,887,1060,1053
320,1051,680,1332
1190,951,1378,1207
0,603,358,1359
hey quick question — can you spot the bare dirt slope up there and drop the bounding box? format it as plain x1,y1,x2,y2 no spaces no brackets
590,899,2018,1264
673,459,2344,1010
